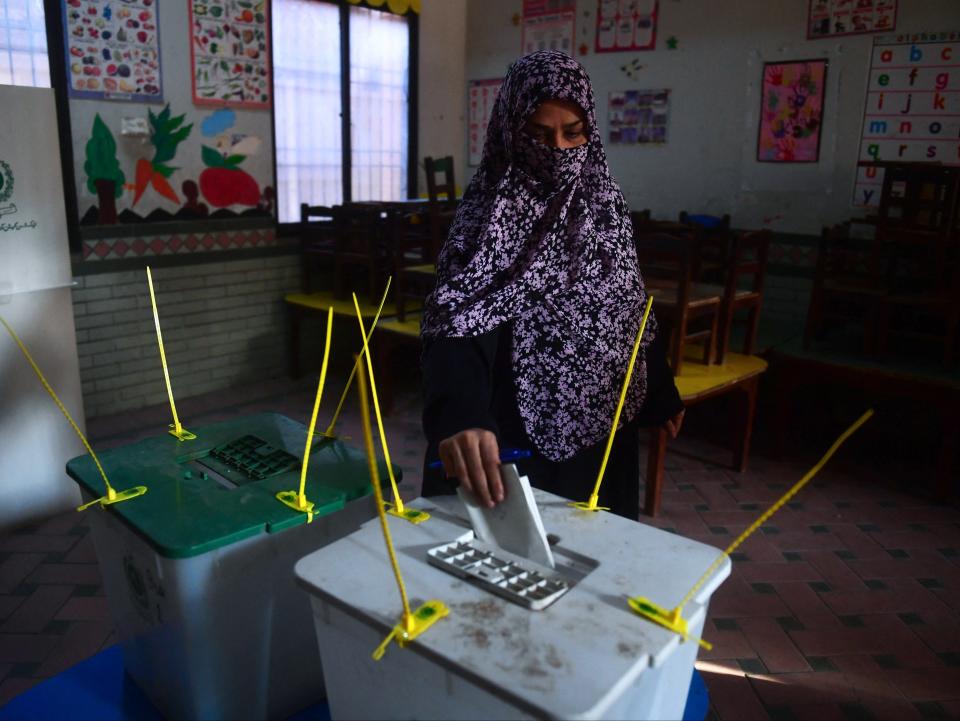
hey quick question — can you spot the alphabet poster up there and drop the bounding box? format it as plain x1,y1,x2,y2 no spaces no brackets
596,0,657,53
757,60,828,163
853,32,960,208
468,78,503,166
807,0,897,40
62,0,163,101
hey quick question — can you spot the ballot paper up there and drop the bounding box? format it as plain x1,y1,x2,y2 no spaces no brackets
457,464,555,569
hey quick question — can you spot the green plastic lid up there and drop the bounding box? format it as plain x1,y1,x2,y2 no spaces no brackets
65,413,395,558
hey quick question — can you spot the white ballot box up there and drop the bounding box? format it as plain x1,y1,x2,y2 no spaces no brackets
294,489,730,720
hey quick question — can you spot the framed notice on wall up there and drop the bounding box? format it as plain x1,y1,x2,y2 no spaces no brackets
852,31,960,208
468,79,503,166
756,60,828,163
521,0,575,57
807,0,897,40
596,0,657,53
190,0,271,108
608,89,669,144
62,0,163,102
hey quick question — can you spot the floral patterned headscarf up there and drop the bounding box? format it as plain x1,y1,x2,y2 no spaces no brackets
421,50,656,462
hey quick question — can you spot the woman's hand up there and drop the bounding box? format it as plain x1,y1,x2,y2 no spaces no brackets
438,428,504,508
663,409,685,440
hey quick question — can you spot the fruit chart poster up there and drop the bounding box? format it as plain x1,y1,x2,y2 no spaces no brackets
62,0,164,102
190,0,271,109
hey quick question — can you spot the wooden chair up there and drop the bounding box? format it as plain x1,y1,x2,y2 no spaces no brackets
678,211,733,284
424,155,458,260
299,203,337,293
392,156,458,320
635,231,722,375
803,222,887,353
876,226,960,366
875,162,960,233
715,229,771,363
331,203,394,302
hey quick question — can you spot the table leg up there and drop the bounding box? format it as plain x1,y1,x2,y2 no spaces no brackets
644,427,668,517
288,305,302,379
733,376,759,473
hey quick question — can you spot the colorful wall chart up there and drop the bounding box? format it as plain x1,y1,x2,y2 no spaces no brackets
807,0,897,40
608,89,669,144
521,0,575,57
853,31,960,209
190,0,271,108
468,78,503,166
596,0,658,53
62,0,163,101
756,60,828,163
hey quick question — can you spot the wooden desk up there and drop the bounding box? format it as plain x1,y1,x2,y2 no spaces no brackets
644,353,768,516
769,344,960,502
284,291,420,379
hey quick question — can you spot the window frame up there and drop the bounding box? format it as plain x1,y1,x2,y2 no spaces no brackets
272,0,419,235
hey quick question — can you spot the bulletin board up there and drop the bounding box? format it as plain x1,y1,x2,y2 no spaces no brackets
521,0,575,57
852,31,960,208
608,89,669,145
468,78,503,166
62,0,163,102
807,0,897,40
189,0,271,108
595,0,658,53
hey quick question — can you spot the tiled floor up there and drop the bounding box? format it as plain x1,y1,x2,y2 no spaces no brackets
1,364,958,720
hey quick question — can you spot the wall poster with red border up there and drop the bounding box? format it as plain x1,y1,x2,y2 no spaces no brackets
190,0,271,109
807,0,897,40
468,78,503,166
595,0,658,53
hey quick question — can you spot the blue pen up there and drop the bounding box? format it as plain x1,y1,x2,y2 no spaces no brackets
427,448,531,470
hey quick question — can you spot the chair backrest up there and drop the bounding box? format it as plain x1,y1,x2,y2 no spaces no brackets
876,162,960,234
634,231,695,301
332,203,390,256
678,211,731,232
300,203,336,251
725,229,771,298
424,156,456,211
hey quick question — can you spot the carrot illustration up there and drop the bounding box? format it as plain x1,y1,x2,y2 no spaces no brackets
131,104,193,206
132,158,153,206
151,172,180,204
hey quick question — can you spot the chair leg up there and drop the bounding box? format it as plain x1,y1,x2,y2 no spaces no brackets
733,376,759,472
744,303,761,356
717,302,733,365
803,289,823,349
644,427,668,516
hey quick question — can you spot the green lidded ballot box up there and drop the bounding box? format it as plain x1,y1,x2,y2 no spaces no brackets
66,412,388,721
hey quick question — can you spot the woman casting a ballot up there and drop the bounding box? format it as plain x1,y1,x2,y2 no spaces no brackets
420,50,684,520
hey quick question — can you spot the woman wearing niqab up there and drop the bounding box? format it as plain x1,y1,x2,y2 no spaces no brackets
420,50,684,520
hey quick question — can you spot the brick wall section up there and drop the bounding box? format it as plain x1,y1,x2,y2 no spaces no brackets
71,255,301,419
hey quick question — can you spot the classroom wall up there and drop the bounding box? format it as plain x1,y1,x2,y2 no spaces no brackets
66,0,274,227
72,255,300,419
68,0,468,421
418,0,468,196
464,0,958,235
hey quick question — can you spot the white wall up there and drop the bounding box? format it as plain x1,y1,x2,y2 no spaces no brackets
0,86,84,531
465,0,960,235
418,0,468,196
